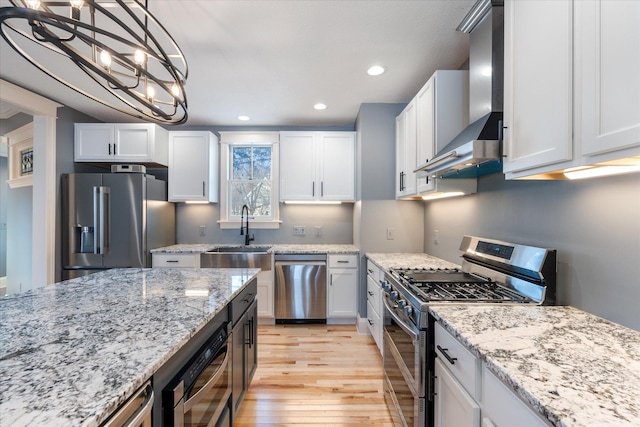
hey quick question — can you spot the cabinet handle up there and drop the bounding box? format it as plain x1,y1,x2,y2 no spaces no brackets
202,181,205,196
114,143,117,155
166,260,179,263
108,143,111,155
330,274,333,285
321,181,324,197
337,260,349,264
367,291,374,296
436,345,458,365
367,268,374,274
312,181,315,197
367,319,373,326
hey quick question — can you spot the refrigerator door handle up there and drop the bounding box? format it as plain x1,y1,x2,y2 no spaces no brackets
94,186,110,254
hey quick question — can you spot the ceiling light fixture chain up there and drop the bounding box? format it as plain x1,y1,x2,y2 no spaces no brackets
0,0,188,124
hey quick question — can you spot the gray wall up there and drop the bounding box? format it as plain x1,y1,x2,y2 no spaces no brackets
176,203,354,245
354,103,425,316
423,172,640,331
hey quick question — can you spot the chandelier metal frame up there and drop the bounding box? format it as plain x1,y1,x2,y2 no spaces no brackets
0,0,188,124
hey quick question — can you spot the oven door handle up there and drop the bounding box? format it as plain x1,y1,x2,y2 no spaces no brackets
383,297,419,339
183,345,231,413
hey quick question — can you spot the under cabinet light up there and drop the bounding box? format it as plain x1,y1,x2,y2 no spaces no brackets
421,192,465,201
563,165,640,180
283,201,342,205
185,200,209,204
185,289,209,297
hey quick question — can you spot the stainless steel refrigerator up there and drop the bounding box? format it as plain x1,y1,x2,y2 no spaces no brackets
62,172,175,280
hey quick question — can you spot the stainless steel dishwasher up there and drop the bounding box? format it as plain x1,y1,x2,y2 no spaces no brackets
274,254,327,323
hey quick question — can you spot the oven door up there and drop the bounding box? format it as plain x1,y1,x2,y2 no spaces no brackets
165,332,232,427
383,297,427,427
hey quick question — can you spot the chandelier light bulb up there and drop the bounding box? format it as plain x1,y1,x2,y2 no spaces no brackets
146,85,155,102
171,83,180,98
99,50,112,69
69,0,84,8
25,0,40,9
134,49,146,65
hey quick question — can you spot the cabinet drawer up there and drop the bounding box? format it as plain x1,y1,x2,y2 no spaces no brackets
366,275,381,317
152,253,200,268
434,322,479,399
366,259,383,282
231,279,258,326
366,300,382,351
328,254,357,268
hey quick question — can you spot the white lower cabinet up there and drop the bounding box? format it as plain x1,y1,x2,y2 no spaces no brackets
152,253,200,268
366,259,383,353
256,269,274,319
327,254,358,322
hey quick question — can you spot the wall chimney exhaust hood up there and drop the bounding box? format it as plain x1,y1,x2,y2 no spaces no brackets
415,0,504,179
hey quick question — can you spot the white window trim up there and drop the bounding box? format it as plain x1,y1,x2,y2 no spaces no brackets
218,132,281,229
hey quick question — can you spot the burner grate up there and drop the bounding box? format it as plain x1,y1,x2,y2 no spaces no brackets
411,281,529,302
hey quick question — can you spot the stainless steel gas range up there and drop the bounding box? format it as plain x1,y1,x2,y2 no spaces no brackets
382,235,557,427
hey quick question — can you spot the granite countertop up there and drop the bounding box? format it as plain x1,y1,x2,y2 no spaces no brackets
429,305,640,427
366,252,460,271
152,243,359,254
0,267,259,427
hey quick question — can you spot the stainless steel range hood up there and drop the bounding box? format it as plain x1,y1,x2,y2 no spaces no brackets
415,0,504,179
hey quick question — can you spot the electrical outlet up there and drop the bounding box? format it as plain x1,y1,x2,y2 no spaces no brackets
434,229,439,244
199,225,206,236
386,228,394,240
315,226,322,236
293,226,306,236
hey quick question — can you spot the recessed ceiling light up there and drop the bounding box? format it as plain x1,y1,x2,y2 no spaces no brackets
313,103,327,110
367,65,386,76
238,115,250,121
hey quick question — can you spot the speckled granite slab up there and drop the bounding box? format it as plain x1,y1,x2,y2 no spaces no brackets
151,243,359,254
366,252,460,271
0,267,259,427
429,305,640,427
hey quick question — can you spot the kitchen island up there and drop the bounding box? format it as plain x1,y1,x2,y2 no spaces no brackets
430,304,640,426
0,267,259,427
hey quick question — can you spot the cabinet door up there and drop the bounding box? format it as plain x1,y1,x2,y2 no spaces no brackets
579,0,640,157
502,0,573,174
416,77,436,193
114,124,154,161
318,132,355,201
169,131,218,202
396,100,417,198
280,132,316,200
257,269,274,318
327,268,357,318
245,301,258,386
74,123,113,161
434,358,480,427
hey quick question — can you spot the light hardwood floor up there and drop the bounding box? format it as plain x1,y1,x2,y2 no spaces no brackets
234,324,395,426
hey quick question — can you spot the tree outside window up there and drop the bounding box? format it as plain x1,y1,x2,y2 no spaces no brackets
230,145,272,217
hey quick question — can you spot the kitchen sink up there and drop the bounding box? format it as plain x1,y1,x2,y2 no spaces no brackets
201,247,272,270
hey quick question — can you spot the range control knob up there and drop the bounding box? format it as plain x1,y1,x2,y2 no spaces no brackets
389,291,399,301
397,299,408,309
404,306,413,317
382,282,392,293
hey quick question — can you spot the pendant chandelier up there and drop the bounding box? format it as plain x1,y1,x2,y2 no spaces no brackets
0,0,188,124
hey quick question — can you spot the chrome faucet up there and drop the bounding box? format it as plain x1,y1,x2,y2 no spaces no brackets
240,204,254,245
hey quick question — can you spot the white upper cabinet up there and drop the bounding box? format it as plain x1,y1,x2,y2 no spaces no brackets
396,99,417,198
503,0,639,179
280,131,355,202
168,131,219,202
416,70,469,194
578,0,640,158
75,123,169,165
502,0,573,175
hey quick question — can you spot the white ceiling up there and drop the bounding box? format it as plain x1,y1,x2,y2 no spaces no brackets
0,0,475,127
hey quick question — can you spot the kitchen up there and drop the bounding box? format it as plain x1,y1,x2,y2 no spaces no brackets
1,0,639,426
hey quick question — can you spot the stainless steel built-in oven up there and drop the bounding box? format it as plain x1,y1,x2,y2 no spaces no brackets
383,285,428,427
163,322,232,427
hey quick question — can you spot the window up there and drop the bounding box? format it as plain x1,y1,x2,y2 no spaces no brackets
219,132,280,228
